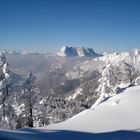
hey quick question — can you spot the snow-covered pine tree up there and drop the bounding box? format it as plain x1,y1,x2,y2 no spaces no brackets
91,62,117,108
100,63,117,96
20,72,39,128
91,61,139,109
0,52,17,129
119,62,137,86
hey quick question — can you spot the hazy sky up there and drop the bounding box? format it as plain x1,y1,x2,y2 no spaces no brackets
0,0,140,53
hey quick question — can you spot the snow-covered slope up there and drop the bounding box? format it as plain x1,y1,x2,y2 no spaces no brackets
44,85,140,133
57,46,100,57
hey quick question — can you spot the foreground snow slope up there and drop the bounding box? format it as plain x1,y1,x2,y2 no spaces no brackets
45,85,140,133
0,85,140,140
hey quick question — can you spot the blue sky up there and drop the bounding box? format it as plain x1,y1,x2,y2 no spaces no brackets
0,0,140,53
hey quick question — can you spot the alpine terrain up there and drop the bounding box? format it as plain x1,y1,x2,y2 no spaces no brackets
0,47,140,140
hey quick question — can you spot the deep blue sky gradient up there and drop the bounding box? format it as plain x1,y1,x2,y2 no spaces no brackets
0,0,140,53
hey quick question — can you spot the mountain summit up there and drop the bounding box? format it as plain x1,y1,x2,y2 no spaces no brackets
57,46,100,57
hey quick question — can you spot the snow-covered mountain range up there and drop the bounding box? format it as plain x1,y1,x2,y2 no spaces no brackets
56,46,101,57
1,46,100,57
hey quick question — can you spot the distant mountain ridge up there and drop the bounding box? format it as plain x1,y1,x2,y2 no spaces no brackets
0,50,54,56
56,46,101,57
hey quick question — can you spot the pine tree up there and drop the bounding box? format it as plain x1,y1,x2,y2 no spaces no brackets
20,72,39,127
0,52,17,129
92,63,116,108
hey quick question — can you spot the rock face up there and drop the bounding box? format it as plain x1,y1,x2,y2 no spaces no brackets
56,46,100,57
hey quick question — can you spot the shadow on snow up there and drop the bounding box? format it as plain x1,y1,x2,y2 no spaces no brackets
0,128,140,140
